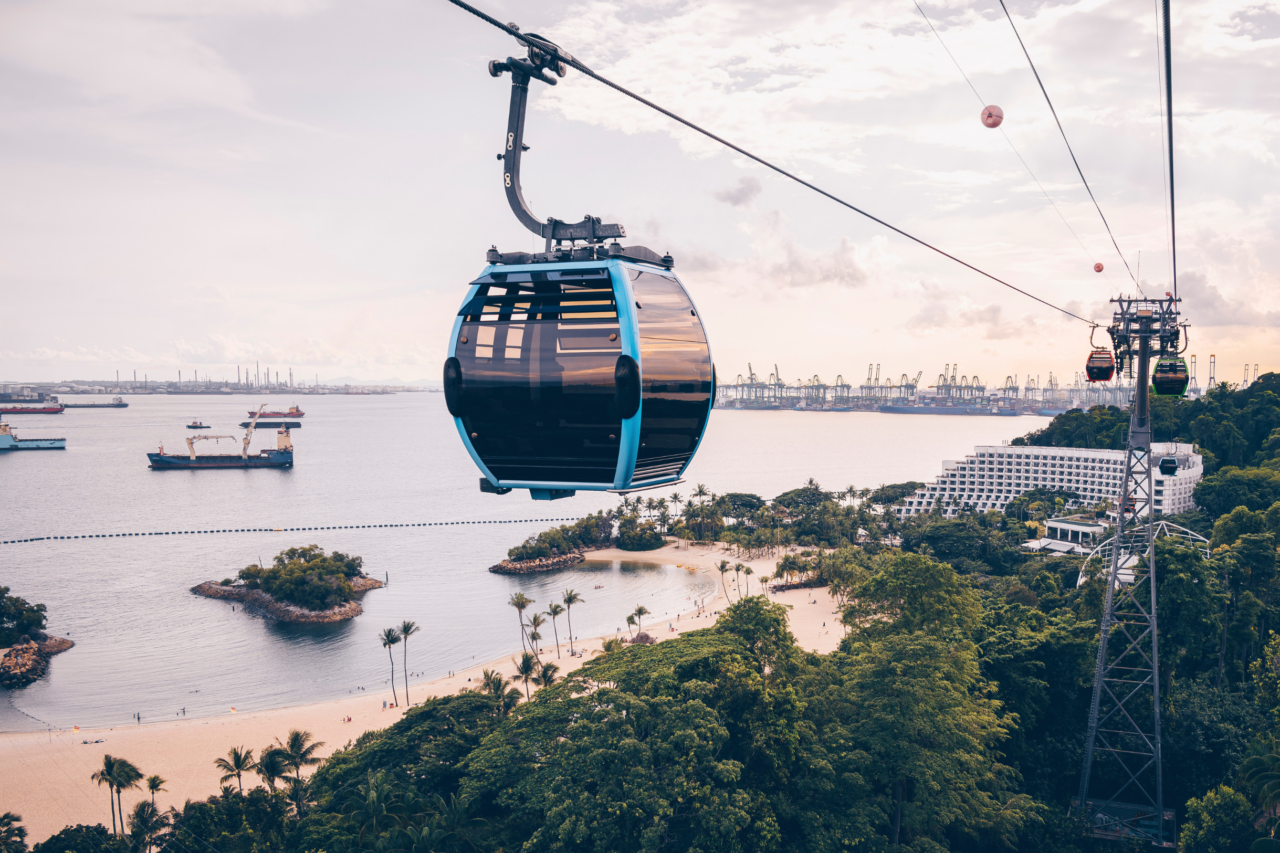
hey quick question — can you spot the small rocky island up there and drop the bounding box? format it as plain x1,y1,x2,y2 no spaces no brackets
193,546,383,624
0,585,73,688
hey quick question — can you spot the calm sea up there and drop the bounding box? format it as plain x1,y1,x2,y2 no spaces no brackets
0,393,1042,731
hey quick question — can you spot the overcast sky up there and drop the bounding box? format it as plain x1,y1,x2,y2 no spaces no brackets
1,0,1276,388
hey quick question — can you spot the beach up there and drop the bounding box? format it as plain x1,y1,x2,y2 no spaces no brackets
0,542,843,842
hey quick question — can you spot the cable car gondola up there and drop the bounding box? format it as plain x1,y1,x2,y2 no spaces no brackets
1085,349,1115,382
445,30,713,501
1159,457,1178,476
1151,356,1189,397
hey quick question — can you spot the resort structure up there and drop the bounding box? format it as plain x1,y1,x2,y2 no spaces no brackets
893,442,1203,519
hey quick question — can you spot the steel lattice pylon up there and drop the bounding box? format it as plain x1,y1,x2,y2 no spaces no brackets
1075,298,1182,847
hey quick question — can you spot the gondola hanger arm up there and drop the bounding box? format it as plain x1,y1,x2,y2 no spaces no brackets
488,28,625,251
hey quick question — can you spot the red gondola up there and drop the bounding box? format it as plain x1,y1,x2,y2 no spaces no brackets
1085,349,1115,382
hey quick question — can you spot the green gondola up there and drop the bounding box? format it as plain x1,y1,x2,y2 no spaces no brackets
1151,356,1189,397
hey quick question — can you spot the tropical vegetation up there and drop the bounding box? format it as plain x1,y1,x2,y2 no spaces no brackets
237,546,368,612
0,587,47,646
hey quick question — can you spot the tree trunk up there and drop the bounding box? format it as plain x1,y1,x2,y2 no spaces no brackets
892,779,903,846
109,787,117,836
388,648,400,706
552,620,560,658
402,640,411,706
567,610,575,655
117,789,124,836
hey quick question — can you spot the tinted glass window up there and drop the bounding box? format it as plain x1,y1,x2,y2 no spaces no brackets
455,271,622,484
631,271,711,483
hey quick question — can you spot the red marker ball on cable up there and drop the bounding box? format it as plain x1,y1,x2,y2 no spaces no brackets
1094,262,1104,273
981,105,1004,128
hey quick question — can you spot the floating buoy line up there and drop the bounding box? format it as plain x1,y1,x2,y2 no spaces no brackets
0,518,586,547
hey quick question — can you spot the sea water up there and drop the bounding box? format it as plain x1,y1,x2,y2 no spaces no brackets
0,393,1041,730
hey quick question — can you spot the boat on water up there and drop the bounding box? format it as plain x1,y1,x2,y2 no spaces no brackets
60,396,128,409
0,421,66,450
251,404,305,418
0,404,64,414
878,404,1020,417
149,406,293,469
187,421,211,430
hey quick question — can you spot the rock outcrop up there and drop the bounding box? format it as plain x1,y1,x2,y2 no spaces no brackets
0,637,75,688
488,550,586,574
191,575,384,623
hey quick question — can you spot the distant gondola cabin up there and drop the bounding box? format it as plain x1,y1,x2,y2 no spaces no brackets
1086,350,1116,382
1151,357,1189,397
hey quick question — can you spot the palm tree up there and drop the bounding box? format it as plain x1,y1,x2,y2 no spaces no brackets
214,746,255,792
717,560,732,601
593,637,624,655
744,566,754,596
128,800,168,853
545,603,565,658
526,613,547,658
91,755,120,835
733,563,745,597
632,605,650,634
399,620,420,706
0,812,26,853
341,770,404,846
625,614,636,638
380,627,402,707
284,776,312,820
146,775,167,805
274,729,326,782
562,590,583,654
692,484,710,539
508,592,533,652
255,748,289,790
533,662,559,688
111,757,143,835
513,651,537,699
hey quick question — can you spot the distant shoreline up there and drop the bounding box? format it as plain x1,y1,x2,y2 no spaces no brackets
191,575,384,623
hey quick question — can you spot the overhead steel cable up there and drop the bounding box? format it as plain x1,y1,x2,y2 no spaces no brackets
1160,0,1178,298
1151,0,1175,297
996,0,1139,286
444,0,1094,326
911,0,1120,291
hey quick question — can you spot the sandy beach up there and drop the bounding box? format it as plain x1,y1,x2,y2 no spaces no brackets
0,541,843,841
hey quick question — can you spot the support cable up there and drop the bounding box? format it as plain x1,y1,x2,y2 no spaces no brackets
445,0,1094,325
1160,0,1178,297
996,0,1139,285
1152,0,1174,295
911,0,1122,291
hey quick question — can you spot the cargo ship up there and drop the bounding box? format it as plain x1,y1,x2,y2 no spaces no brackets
1,403,64,414
251,404,305,418
0,422,66,450
878,404,1021,417
61,396,128,409
148,406,293,469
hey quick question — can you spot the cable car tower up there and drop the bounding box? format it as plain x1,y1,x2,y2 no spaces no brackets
1075,296,1185,847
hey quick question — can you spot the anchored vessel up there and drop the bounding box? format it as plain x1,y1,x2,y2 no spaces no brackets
60,396,128,409
0,421,66,450
444,29,713,501
0,403,64,414
251,405,305,418
148,406,293,469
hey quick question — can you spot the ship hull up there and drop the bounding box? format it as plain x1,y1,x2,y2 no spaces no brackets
878,405,1020,416
147,450,293,469
61,403,128,408
0,407,64,414
252,411,305,418
0,437,66,450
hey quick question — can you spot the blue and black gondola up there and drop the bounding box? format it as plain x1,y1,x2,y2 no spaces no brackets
445,29,715,500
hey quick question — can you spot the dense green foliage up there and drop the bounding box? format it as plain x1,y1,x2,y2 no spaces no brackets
507,511,615,560
0,586,47,645
237,546,366,612
868,481,925,505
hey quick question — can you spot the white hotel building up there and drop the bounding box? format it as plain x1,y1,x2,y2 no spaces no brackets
894,442,1203,520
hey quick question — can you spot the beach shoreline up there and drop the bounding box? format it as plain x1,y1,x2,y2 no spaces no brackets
0,541,843,842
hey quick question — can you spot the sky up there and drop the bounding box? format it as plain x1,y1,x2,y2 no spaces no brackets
0,0,1277,388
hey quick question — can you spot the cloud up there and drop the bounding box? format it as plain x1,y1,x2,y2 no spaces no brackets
713,175,762,206
1178,270,1280,327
